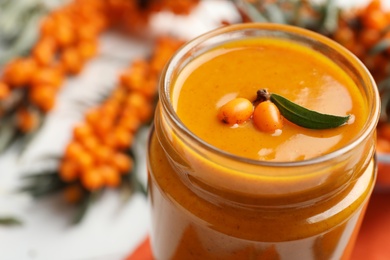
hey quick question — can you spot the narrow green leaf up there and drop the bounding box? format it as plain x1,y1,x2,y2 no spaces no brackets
244,3,269,23
270,93,350,129
369,38,390,55
320,0,339,34
0,217,22,226
72,191,99,225
264,4,287,24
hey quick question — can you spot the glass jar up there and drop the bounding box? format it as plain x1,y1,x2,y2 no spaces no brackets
147,23,380,259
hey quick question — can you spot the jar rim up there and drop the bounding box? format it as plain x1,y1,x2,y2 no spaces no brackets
160,23,380,168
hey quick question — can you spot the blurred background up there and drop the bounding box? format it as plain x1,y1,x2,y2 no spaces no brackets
0,0,389,259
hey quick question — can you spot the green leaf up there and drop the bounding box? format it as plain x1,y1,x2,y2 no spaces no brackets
0,217,22,226
270,93,350,129
369,38,390,55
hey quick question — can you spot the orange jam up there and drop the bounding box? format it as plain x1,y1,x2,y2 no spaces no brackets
148,24,379,260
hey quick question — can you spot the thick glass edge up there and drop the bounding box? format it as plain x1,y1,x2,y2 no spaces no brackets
160,23,380,168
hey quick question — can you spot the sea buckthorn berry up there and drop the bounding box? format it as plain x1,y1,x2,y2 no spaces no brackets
253,101,283,133
118,114,141,133
86,108,100,126
60,47,84,75
40,16,56,37
73,123,93,141
29,85,56,112
53,15,75,47
113,128,133,149
102,134,117,148
3,58,37,87
31,67,63,89
59,160,79,182
33,37,57,66
94,116,114,138
0,82,11,100
16,108,38,133
217,97,253,125
100,165,121,187
101,101,120,118
94,145,114,164
63,185,83,204
75,23,99,41
81,135,100,152
125,92,148,113
81,168,104,191
77,40,98,60
359,28,381,49
75,150,94,171
362,9,388,30
65,141,84,160
111,152,133,174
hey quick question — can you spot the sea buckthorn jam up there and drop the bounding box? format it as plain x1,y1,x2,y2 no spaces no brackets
147,24,380,259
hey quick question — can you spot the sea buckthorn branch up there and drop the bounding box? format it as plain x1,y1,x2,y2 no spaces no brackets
0,0,199,154
20,36,185,224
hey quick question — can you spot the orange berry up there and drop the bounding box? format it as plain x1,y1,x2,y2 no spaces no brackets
16,108,38,133
59,160,79,182
366,0,381,13
253,101,283,133
217,98,253,125
102,134,117,148
111,152,133,174
333,26,355,47
118,114,141,133
63,185,83,204
125,92,150,119
29,85,56,112
53,15,75,47
60,47,84,75
138,76,158,99
75,151,94,171
65,141,84,160
359,28,381,49
40,16,57,37
81,168,104,191
94,116,113,138
120,70,145,91
3,58,37,87
32,37,57,66
0,81,11,100
75,23,99,41
73,123,93,141
362,9,388,30
31,67,63,89
85,108,100,126
101,101,120,118
81,135,100,153
94,145,114,164
138,103,154,123
100,165,121,187
77,40,98,60
113,128,133,149
111,87,127,102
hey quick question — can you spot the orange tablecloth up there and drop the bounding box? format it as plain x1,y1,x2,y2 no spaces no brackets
127,192,390,260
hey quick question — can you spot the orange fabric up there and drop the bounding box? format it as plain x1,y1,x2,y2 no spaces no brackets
351,192,390,260
126,236,153,260
126,192,390,260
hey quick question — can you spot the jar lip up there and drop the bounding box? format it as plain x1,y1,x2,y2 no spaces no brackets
161,23,380,167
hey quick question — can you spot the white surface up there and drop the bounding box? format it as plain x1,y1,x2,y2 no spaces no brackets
0,2,240,260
